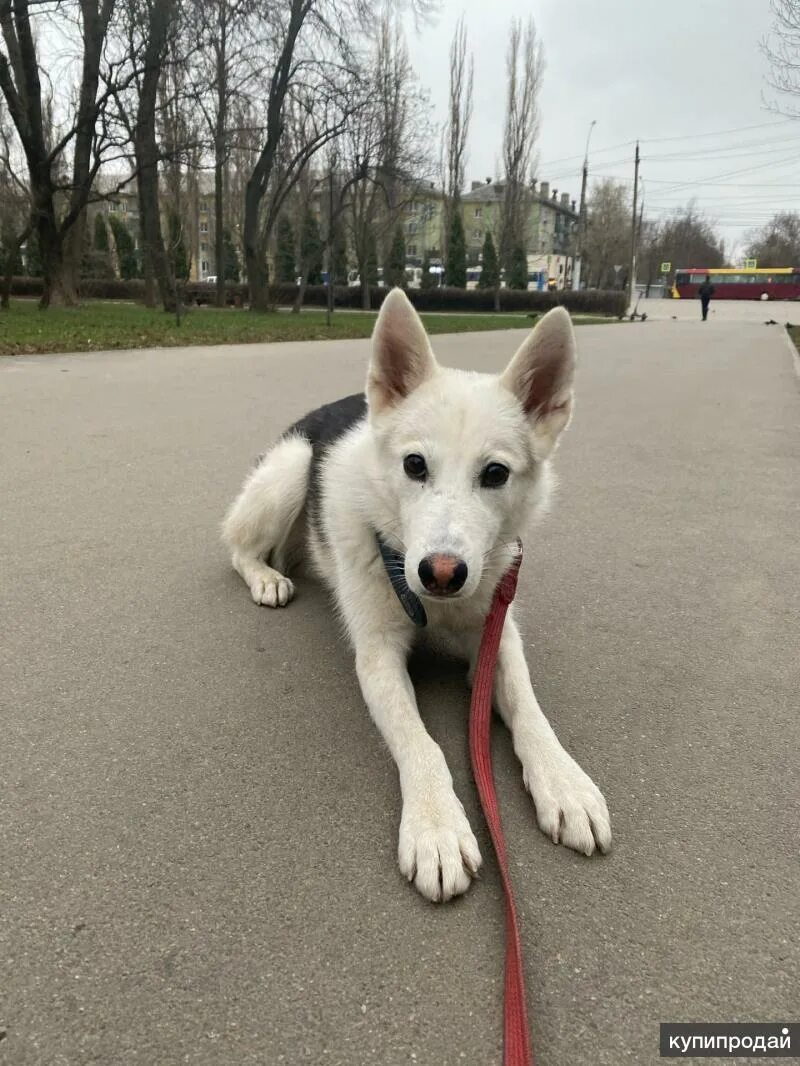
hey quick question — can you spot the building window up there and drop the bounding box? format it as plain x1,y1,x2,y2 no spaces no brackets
201,260,209,273
200,221,209,233
474,207,482,218
408,244,417,256
473,230,482,240
201,242,208,252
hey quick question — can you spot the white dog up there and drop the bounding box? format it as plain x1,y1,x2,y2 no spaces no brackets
223,289,610,902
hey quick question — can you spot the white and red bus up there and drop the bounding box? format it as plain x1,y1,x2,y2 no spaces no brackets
673,267,800,301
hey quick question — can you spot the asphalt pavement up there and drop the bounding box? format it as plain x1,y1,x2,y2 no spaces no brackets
2,314,798,1065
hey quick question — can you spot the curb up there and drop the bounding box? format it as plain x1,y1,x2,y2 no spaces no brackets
782,326,800,386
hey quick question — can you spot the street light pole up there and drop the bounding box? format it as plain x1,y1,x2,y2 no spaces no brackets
628,140,640,310
573,119,596,291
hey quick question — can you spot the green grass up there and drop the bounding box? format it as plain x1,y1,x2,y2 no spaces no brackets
0,299,612,356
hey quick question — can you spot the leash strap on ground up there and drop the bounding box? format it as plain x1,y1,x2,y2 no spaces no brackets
468,541,533,1066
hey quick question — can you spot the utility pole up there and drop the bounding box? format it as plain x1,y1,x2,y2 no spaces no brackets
628,141,640,308
573,119,595,291
638,188,645,290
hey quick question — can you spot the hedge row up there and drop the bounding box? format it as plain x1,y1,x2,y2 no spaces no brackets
6,276,628,317
262,283,628,316
6,276,147,299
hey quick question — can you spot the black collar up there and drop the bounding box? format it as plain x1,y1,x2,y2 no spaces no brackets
375,533,428,627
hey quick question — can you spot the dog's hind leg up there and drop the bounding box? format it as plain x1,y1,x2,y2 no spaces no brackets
222,435,311,607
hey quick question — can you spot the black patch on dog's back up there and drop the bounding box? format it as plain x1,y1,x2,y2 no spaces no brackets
283,392,367,538
286,392,367,454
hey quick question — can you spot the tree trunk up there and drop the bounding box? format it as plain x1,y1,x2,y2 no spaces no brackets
133,0,177,312
358,246,371,310
140,217,157,308
39,240,77,308
62,211,87,296
135,158,171,309
34,189,79,308
244,185,270,310
326,267,334,325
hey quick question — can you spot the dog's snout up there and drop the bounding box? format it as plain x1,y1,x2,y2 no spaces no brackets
418,554,468,595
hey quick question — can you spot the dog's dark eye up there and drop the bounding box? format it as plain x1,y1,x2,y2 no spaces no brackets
403,453,427,481
480,463,510,488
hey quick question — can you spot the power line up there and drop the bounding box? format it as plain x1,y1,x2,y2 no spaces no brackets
640,118,795,143
638,154,800,194
539,119,797,171
644,141,800,163
538,139,637,169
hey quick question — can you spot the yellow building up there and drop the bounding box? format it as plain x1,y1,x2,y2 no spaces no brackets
92,172,221,283
461,179,578,290
404,183,446,266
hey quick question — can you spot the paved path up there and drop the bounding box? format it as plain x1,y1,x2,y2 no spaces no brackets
631,292,800,323
2,320,798,1065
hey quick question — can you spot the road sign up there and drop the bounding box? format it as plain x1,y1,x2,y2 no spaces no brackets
744,258,757,270
660,261,671,274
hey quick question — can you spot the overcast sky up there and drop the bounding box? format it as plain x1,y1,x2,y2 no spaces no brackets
404,0,798,259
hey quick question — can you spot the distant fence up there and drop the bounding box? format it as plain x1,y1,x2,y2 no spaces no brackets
8,277,628,317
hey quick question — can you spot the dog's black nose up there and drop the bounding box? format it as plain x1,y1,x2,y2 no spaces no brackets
418,554,468,594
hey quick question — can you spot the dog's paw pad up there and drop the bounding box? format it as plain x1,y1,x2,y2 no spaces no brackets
398,795,481,902
250,574,294,608
523,753,611,856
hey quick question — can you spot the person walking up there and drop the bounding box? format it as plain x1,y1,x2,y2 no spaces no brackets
698,275,715,321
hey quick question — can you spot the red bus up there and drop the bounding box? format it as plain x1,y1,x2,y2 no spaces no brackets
673,267,800,301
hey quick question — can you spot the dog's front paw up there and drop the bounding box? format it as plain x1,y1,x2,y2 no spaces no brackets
398,791,482,902
521,743,611,856
249,570,294,608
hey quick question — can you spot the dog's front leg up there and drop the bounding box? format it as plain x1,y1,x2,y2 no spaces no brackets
353,630,482,902
491,614,612,856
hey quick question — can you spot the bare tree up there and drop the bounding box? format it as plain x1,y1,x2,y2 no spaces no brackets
0,0,124,306
241,0,436,311
112,0,182,308
340,12,433,309
187,0,262,306
763,0,800,112
441,15,472,263
583,178,629,289
496,15,543,307
240,1,354,311
0,95,31,307
652,204,725,273
745,211,800,265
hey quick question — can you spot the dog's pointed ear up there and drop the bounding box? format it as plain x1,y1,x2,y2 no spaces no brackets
367,288,437,414
500,306,576,457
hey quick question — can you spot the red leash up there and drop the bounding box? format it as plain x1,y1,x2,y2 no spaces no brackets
469,542,533,1066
